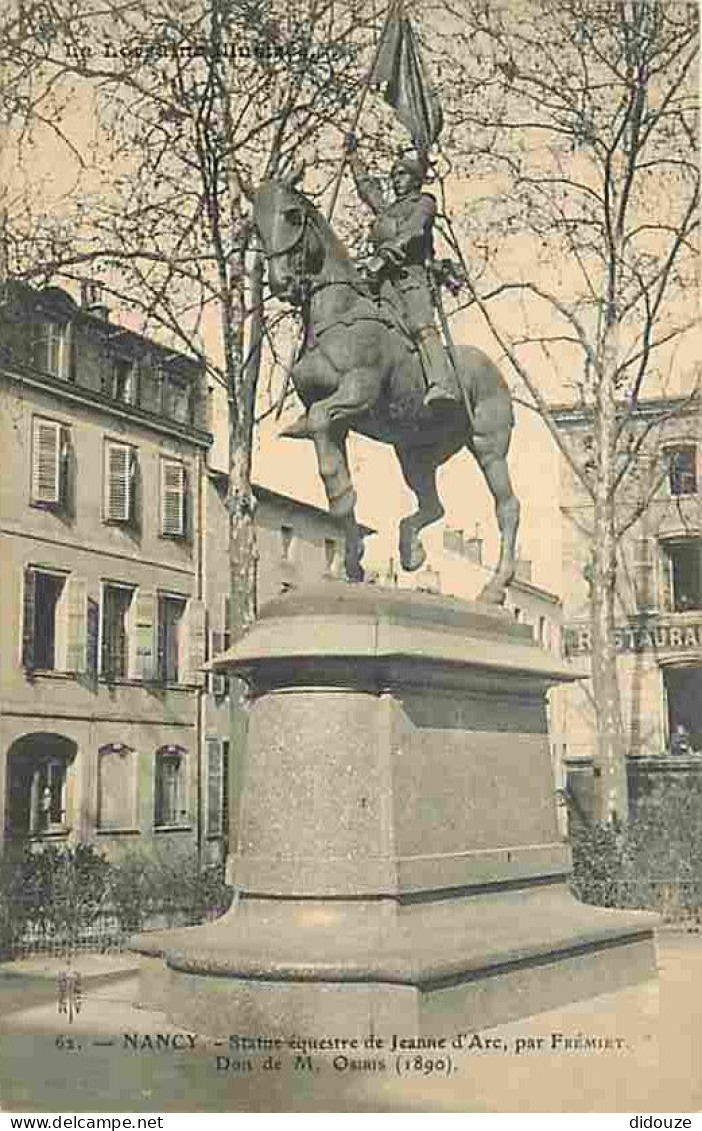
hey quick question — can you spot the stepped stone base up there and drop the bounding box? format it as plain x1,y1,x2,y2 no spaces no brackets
131,583,657,1037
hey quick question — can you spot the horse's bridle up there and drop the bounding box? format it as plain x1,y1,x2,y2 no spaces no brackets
263,204,314,299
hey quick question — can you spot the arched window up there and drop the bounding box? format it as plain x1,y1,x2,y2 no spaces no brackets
97,744,137,831
6,733,76,840
154,745,188,828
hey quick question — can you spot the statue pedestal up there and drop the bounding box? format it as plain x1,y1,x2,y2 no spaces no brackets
132,584,656,1038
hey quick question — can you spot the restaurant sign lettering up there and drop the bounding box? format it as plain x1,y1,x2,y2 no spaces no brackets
565,620,702,656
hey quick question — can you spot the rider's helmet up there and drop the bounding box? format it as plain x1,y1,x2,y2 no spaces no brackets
391,149,429,190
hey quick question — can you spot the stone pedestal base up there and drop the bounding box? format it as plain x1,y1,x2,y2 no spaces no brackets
132,584,656,1037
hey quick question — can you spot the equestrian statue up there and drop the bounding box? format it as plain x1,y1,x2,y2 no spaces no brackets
253,139,521,605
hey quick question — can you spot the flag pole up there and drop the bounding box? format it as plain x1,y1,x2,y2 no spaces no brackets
275,0,398,420
325,0,399,223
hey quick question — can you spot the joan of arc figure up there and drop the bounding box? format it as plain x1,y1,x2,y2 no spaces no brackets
345,134,461,411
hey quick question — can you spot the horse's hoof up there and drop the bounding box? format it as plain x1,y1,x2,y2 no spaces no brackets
399,523,427,572
280,413,310,440
476,583,506,606
328,485,357,518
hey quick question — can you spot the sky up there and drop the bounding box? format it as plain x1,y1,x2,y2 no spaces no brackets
5,1,697,603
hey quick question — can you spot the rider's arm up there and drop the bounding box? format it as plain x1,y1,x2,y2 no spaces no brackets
347,152,385,215
377,194,437,262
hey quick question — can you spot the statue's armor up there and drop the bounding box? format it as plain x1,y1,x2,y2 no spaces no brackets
369,194,438,331
353,165,459,405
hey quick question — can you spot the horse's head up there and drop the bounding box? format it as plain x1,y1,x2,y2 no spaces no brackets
253,180,357,305
253,180,324,305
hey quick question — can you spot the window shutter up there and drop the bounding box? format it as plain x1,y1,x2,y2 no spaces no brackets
223,594,232,651
33,322,50,371
206,738,223,836
22,568,36,668
183,598,206,686
633,538,657,613
32,419,61,504
161,460,186,537
210,671,228,699
104,442,133,522
64,576,88,674
660,545,673,613
61,320,73,381
87,598,99,680
131,589,157,681
98,745,136,830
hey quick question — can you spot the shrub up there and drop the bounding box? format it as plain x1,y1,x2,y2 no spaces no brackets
569,780,702,924
0,843,233,957
0,843,111,951
108,846,232,934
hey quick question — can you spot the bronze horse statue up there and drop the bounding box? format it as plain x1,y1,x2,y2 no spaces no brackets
253,179,521,604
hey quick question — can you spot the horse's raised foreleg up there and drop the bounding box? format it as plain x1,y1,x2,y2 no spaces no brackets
305,367,377,514
474,452,520,604
306,368,379,581
395,445,445,572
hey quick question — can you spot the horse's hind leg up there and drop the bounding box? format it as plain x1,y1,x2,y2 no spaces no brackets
395,445,445,572
473,447,520,604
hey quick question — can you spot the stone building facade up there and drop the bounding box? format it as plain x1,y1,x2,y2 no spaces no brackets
0,281,209,857
0,281,353,861
551,394,702,811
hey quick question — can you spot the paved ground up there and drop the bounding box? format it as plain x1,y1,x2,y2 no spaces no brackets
0,933,699,1113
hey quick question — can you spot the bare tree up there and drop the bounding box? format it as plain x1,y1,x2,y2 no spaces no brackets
0,0,380,634
429,0,699,820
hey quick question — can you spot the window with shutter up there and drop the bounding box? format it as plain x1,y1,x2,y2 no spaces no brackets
154,746,188,827
666,539,702,612
633,538,657,613
112,358,134,403
157,593,186,683
101,583,134,680
129,588,156,681
87,598,99,680
104,441,135,523
206,738,223,837
31,418,62,506
222,595,232,651
31,759,68,832
34,321,70,380
63,576,88,674
22,569,67,671
205,738,230,839
161,459,186,537
666,445,698,497
21,568,37,669
98,744,137,831
182,598,206,686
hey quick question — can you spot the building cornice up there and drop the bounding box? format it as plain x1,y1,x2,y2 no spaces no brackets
549,393,700,429
1,362,213,449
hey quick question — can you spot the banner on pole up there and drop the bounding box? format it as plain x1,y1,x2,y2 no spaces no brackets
371,0,444,152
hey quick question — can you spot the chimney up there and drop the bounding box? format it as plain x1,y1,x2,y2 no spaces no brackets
443,526,464,556
80,279,109,320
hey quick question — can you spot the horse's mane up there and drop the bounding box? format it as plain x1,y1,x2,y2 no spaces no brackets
286,184,363,286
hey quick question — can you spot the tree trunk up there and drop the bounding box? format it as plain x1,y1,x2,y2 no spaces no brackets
589,342,629,824
224,248,265,870
225,255,261,640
